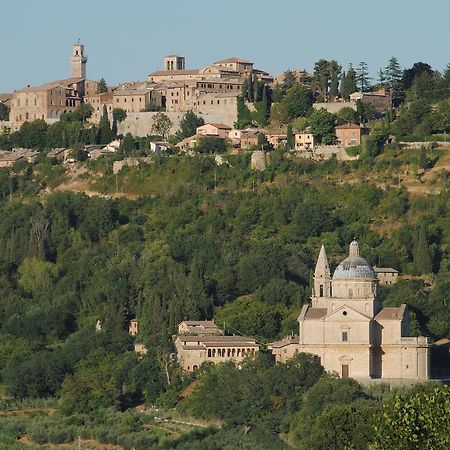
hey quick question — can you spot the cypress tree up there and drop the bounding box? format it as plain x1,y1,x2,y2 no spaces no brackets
414,223,432,274
248,74,254,102
111,116,118,136
261,86,271,125
98,105,113,144
287,124,294,150
253,74,260,102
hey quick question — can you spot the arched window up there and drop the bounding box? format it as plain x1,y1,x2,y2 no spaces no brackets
348,289,353,298
320,285,324,297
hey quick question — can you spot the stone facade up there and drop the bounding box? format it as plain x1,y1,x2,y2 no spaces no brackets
335,124,369,146
271,241,430,381
71,43,87,78
178,320,223,336
128,318,139,336
174,323,259,372
374,267,399,285
196,123,231,139
294,130,315,150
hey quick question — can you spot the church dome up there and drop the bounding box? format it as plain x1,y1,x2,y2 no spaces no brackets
332,240,376,280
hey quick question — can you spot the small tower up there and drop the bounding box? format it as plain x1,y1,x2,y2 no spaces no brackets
71,42,87,78
163,55,185,71
313,244,331,298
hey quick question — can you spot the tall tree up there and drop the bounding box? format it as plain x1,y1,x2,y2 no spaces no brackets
414,222,432,274
178,110,204,139
309,108,336,144
377,68,386,87
151,112,173,138
328,61,342,99
281,83,313,120
356,62,370,92
313,59,331,101
340,65,357,100
98,105,113,144
385,57,403,101
97,78,108,94
286,124,294,150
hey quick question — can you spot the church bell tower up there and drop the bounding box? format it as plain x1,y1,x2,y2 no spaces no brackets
313,244,331,300
71,42,87,78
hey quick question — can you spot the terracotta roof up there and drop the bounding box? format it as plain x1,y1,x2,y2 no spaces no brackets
335,123,364,129
373,267,399,273
181,320,217,327
214,57,253,65
304,308,328,320
375,305,406,321
206,123,232,130
177,335,258,347
268,335,299,348
113,89,149,96
148,69,200,77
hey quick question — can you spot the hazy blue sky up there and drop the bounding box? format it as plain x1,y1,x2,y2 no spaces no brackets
1,0,448,92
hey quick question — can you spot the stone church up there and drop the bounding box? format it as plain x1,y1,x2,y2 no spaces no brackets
271,241,430,381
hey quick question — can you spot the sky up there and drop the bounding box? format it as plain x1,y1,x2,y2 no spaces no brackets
1,0,449,92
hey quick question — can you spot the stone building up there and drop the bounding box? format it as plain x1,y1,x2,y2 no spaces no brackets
175,334,259,372
174,321,259,372
8,43,98,129
196,123,231,139
71,42,87,78
178,320,223,336
374,267,399,285
129,318,139,336
350,88,391,113
335,123,369,146
290,241,430,381
294,130,315,150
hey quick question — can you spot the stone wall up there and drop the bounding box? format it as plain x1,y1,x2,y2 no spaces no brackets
118,110,237,138
292,145,358,162
313,101,356,114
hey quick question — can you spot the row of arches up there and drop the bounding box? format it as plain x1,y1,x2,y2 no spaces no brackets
207,347,256,358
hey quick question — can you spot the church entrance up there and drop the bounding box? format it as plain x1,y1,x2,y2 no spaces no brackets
341,364,349,378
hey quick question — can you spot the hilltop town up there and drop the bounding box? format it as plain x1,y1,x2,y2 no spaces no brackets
0,43,395,165
0,43,450,449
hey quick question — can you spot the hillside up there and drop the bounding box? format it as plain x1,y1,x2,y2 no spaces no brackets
0,148,449,449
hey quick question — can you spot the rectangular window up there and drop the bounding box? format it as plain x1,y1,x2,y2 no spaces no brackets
342,332,348,342
342,364,349,378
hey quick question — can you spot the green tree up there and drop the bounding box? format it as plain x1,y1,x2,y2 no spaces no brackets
151,112,172,138
178,110,204,139
281,83,313,120
98,105,113,144
414,222,432,274
340,65,357,99
356,61,371,92
18,257,58,297
385,56,403,102
286,124,294,150
195,136,228,154
309,108,336,144
373,386,450,450
328,60,341,99
97,78,108,93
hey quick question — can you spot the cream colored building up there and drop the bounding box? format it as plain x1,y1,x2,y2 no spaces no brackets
374,267,399,285
294,130,315,150
196,123,231,139
129,318,139,336
8,44,98,129
271,241,430,381
175,334,259,372
178,320,223,336
71,42,87,78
